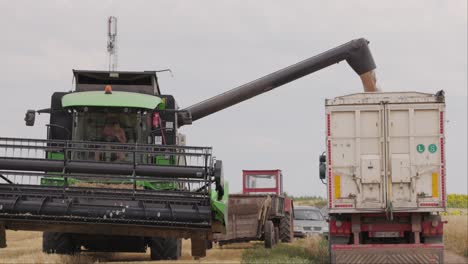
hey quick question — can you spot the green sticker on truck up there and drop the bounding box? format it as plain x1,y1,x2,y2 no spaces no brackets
416,144,425,153
428,144,437,153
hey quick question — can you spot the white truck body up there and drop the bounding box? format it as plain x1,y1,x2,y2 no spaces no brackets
325,92,446,214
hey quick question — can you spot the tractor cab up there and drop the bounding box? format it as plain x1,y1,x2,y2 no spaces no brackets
242,169,283,195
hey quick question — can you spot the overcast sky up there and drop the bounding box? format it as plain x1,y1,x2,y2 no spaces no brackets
0,1,466,196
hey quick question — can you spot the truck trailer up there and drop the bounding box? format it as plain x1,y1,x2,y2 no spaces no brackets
321,91,446,263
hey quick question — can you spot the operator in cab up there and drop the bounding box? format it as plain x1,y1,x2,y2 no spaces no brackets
95,117,127,162
102,118,126,144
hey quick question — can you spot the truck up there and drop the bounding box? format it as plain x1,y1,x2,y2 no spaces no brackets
0,38,378,260
320,91,446,263
215,169,294,248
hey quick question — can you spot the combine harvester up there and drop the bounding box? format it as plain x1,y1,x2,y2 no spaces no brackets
0,31,445,262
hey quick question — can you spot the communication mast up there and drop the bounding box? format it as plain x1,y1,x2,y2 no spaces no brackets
107,16,118,71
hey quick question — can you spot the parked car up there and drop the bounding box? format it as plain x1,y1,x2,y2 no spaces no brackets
293,206,328,238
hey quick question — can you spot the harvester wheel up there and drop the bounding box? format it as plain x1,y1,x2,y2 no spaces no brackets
150,237,182,260
42,232,78,254
264,220,275,248
280,211,293,243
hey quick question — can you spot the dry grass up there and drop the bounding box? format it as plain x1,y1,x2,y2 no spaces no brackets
241,236,328,264
444,214,468,257
292,197,327,208
302,236,328,262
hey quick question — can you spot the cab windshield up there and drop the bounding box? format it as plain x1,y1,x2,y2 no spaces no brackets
73,110,151,144
294,209,323,221
245,174,277,189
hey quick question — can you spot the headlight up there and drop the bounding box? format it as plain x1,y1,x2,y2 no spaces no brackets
294,226,302,232
323,226,329,232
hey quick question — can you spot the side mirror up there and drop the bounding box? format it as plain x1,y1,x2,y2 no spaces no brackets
319,154,326,180
24,110,36,126
319,154,326,163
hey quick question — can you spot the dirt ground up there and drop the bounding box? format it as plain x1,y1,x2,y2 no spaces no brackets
1,230,467,264
0,230,245,264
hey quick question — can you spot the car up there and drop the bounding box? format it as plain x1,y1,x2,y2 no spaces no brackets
293,206,329,238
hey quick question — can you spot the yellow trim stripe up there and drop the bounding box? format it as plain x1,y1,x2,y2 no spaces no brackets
432,173,439,198
334,175,341,199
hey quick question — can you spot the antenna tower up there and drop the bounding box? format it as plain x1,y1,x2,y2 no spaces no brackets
107,16,118,71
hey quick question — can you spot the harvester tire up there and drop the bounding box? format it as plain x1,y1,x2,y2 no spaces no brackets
150,237,181,260
264,220,275,248
42,232,78,255
280,211,293,243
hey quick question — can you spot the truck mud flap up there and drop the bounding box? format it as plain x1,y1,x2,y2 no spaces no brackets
331,244,444,264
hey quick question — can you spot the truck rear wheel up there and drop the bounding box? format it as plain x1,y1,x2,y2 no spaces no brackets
280,211,293,242
150,237,182,260
264,220,275,248
42,232,79,255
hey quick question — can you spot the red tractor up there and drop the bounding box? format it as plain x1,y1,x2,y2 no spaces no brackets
215,169,294,248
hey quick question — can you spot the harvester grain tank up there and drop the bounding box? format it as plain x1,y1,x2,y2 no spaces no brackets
1,38,378,259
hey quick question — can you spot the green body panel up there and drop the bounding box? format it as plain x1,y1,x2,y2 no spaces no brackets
47,152,64,160
155,155,176,166
157,98,166,110
210,182,229,227
62,91,161,109
41,177,178,191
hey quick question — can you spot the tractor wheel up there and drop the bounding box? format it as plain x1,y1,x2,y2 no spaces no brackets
42,232,79,255
150,237,182,260
280,211,293,243
264,220,275,248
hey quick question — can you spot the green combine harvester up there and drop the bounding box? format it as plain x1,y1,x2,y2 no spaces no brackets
0,38,377,260
0,70,227,259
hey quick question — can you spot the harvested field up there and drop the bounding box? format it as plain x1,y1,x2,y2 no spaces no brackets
1,224,467,263
0,230,245,264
